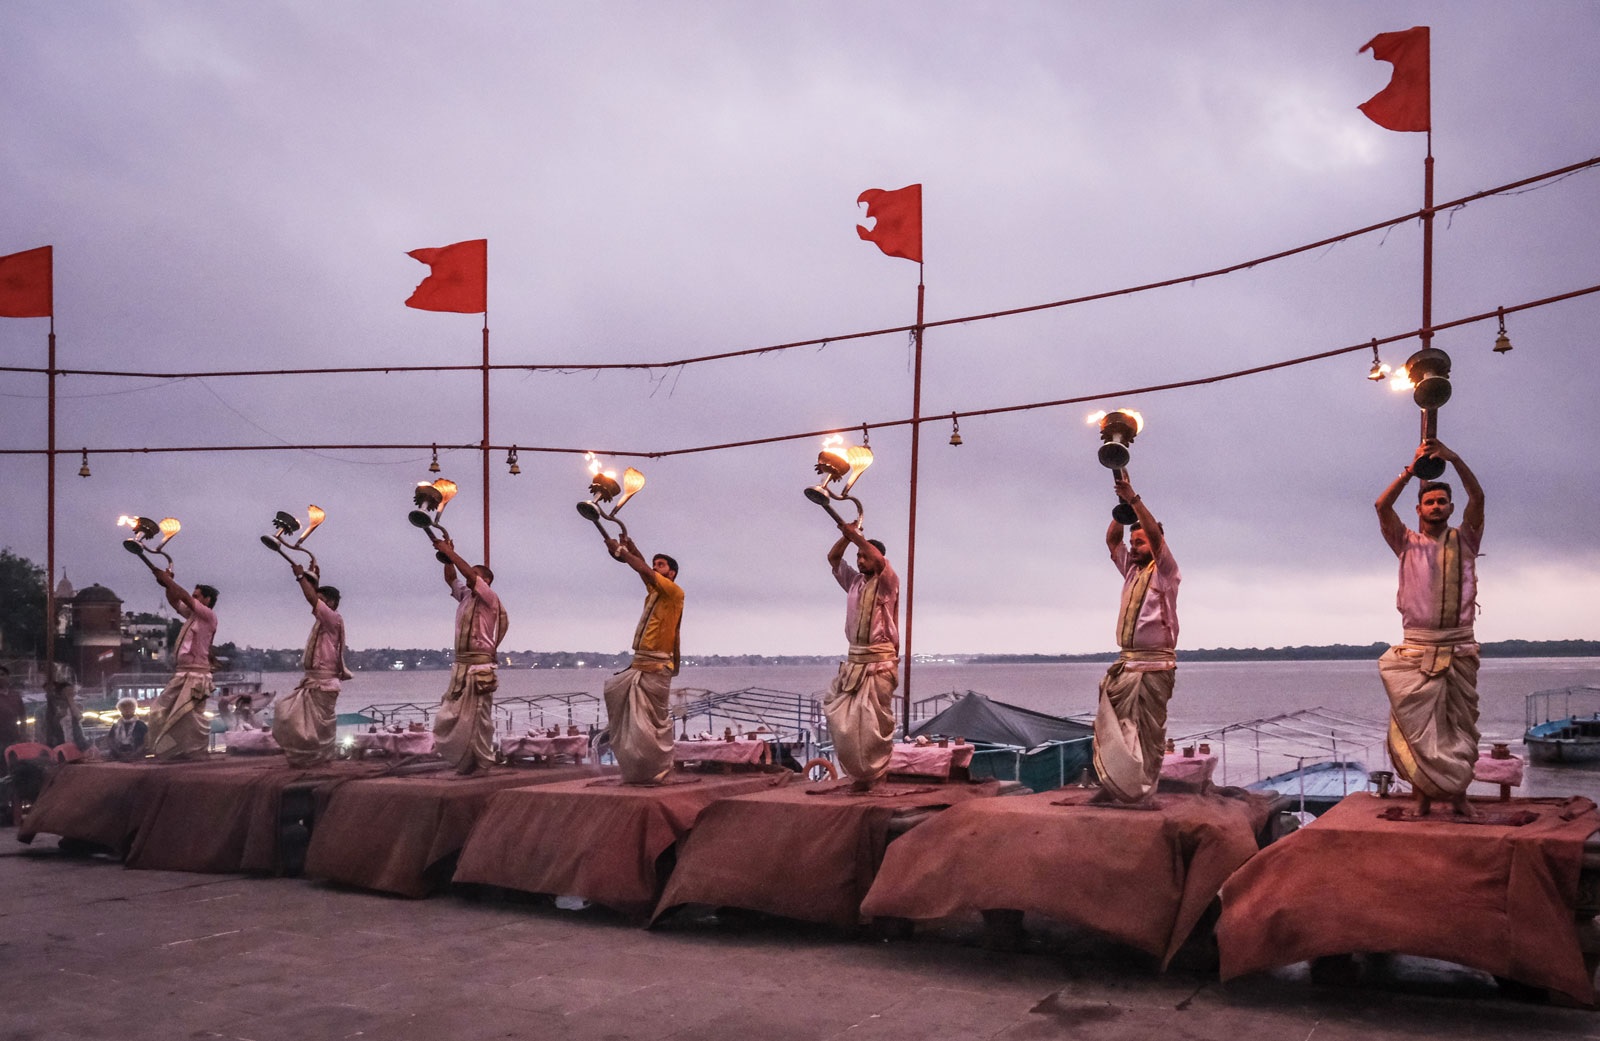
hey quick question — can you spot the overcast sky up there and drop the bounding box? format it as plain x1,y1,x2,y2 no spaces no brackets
3,1,1598,660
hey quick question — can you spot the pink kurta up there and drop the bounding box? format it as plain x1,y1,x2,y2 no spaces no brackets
1110,543,1180,652
1395,525,1481,629
173,599,218,670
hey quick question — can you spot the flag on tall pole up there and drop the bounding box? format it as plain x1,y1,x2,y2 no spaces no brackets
405,239,487,313
405,237,492,566
856,185,923,264
0,245,52,318
856,183,925,734
1358,26,1430,133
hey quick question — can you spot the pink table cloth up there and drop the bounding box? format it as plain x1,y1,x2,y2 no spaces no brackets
1474,753,1525,787
888,742,974,778
352,731,436,757
223,730,283,755
1160,752,1216,785
674,738,770,765
501,734,589,761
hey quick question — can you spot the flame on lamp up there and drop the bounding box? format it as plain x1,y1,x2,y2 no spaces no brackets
816,434,851,480
1086,408,1145,434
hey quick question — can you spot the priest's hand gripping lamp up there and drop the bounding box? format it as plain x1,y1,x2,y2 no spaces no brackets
1396,347,1452,480
119,515,181,567
575,454,646,546
1089,408,1145,525
409,478,458,562
804,434,873,529
260,505,325,580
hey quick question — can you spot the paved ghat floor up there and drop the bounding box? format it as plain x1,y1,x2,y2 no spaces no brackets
3,832,1595,1041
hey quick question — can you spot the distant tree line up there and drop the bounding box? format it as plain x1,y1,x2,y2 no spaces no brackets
972,639,1600,664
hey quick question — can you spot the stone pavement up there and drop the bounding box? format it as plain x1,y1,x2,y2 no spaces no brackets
2,831,1595,1041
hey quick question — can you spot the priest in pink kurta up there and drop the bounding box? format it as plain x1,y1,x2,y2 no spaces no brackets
430,538,507,774
822,522,900,790
1374,438,1486,816
272,562,350,767
138,554,220,761
1093,471,1180,804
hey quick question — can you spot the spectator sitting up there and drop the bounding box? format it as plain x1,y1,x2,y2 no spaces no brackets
106,698,149,761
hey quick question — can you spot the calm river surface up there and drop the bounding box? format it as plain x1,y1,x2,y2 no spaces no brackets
295,656,1600,743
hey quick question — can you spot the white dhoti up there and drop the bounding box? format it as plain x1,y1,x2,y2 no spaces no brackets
1092,650,1176,802
148,670,214,761
603,657,674,784
1378,626,1480,799
433,657,497,774
272,672,340,767
824,642,899,785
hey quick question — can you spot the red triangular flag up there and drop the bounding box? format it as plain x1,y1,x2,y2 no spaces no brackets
856,185,922,264
405,239,487,313
0,245,53,318
1358,26,1430,133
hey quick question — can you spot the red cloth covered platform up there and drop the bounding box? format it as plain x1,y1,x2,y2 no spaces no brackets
18,757,278,855
123,759,392,874
453,771,791,914
1218,792,1600,1005
653,779,1003,926
303,763,608,898
859,786,1277,966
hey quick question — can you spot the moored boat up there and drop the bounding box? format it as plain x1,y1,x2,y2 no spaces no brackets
1524,684,1600,764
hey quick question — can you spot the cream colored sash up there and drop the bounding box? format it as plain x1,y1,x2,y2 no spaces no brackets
853,573,880,646
1117,560,1157,649
1431,527,1463,629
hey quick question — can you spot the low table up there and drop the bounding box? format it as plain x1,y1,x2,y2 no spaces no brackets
351,731,436,757
673,738,770,767
500,734,589,763
887,742,974,780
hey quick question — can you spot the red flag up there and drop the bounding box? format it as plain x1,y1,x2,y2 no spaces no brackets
1358,26,1430,133
405,239,487,313
0,245,53,318
856,185,922,264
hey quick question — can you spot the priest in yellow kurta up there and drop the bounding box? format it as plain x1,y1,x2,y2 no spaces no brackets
601,535,684,784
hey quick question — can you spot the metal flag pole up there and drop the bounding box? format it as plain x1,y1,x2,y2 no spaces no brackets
45,316,57,689
901,268,925,735
481,311,491,569
1422,130,1434,349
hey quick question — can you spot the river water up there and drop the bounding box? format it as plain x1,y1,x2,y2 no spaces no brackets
302,656,1600,741
265,656,1600,798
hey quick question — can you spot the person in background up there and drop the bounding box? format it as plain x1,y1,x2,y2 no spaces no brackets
106,697,149,761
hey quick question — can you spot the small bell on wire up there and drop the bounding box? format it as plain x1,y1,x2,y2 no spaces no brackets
507,446,521,475
1366,339,1389,382
78,447,91,478
428,444,441,473
1493,306,1513,354
948,413,963,447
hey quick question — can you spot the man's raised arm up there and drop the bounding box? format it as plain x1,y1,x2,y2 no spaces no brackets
1113,472,1163,559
